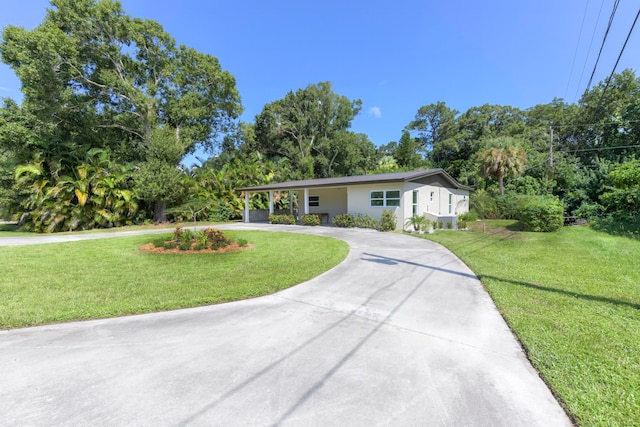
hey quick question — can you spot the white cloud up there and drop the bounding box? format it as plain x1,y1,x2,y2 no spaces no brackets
368,106,382,119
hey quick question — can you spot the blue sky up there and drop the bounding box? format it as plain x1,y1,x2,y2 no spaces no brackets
1,1,639,164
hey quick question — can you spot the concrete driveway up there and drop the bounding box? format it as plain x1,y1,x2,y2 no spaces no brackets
0,224,571,426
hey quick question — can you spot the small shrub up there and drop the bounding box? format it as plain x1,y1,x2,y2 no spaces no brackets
204,227,231,249
437,220,444,229
301,214,321,226
269,214,296,225
332,213,354,228
379,209,397,232
404,214,430,232
237,238,248,247
353,213,379,229
457,220,467,229
458,212,478,222
181,229,194,242
446,221,453,229
519,195,564,232
193,243,207,251
173,227,184,241
284,215,296,225
163,241,178,250
196,231,208,246
178,240,192,251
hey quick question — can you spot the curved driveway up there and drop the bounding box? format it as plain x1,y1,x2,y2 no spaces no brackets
0,224,571,426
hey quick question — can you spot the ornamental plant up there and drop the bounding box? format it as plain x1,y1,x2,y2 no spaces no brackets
268,214,296,225
404,214,430,232
154,227,239,251
379,209,397,232
301,214,321,226
332,213,354,228
352,213,379,229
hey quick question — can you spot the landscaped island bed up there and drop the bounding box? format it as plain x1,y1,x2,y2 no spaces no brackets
419,221,640,427
0,231,348,329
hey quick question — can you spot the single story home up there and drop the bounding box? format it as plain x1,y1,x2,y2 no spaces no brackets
236,168,472,230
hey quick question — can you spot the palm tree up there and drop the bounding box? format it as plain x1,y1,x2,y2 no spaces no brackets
477,146,527,195
404,214,430,232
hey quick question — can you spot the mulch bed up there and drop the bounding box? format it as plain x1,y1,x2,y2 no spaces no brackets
139,241,254,254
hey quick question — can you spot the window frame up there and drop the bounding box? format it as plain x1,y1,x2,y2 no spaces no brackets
370,190,401,208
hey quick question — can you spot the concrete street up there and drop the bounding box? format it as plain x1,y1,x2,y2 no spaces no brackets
0,224,571,426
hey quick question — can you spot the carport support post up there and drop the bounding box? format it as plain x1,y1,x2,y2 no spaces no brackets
303,188,310,215
268,191,274,215
289,191,294,215
243,192,250,223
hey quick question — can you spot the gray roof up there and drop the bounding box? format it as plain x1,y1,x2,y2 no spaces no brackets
236,168,473,192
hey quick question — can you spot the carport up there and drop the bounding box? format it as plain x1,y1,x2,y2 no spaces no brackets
237,180,349,224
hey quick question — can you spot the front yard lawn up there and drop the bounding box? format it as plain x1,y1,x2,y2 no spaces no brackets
418,221,640,426
0,230,348,329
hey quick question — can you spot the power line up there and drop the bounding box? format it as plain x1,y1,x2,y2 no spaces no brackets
544,120,640,130
582,0,620,98
556,144,640,153
592,7,640,112
565,0,591,100
575,0,606,102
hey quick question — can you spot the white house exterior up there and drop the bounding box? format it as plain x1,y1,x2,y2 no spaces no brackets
237,169,472,230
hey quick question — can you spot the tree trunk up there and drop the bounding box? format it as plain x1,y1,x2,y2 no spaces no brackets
498,172,505,195
153,200,167,223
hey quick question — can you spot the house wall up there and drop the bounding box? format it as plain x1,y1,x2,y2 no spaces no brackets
404,182,469,217
307,188,347,224
398,182,469,230
347,183,402,230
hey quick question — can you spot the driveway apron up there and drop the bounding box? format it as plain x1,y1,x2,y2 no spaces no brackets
0,224,571,426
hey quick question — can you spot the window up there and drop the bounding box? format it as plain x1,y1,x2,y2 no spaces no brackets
371,191,384,206
430,191,434,202
448,194,453,214
412,190,419,215
370,190,401,207
309,196,319,207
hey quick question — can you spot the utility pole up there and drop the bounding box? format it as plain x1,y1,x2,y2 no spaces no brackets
548,126,554,193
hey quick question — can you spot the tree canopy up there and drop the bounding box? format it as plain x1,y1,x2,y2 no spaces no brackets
253,81,370,178
1,0,241,226
1,1,639,236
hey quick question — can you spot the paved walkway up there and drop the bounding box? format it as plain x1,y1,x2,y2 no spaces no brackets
0,224,571,426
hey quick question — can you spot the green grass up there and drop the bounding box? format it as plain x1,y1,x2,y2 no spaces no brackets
0,223,34,237
418,221,640,426
0,231,348,329
0,221,228,237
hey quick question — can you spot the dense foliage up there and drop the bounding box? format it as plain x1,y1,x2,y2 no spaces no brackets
518,195,565,232
1,1,639,235
0,0,240,228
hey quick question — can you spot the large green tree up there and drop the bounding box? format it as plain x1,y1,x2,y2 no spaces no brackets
477,137,528,195
406,101,458,160
1,0,241,223
573,69,640,163
253,81,365,178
